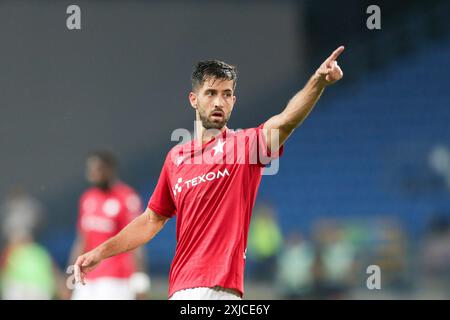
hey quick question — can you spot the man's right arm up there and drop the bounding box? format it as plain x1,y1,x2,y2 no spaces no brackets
74,208,169,284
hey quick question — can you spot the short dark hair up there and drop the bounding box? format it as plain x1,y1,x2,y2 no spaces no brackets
191,60,237,91
88,150,117,170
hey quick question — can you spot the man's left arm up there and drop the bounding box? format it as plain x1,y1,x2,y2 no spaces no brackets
263,46,345,152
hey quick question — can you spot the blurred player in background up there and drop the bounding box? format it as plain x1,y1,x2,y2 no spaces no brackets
0,188,66,300
73,46,344,300
69,151,150,300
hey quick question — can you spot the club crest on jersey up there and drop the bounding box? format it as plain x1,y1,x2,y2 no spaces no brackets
103,198,121,217
172,168,230,196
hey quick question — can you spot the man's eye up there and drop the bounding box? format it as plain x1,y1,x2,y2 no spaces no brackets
206,91,214,96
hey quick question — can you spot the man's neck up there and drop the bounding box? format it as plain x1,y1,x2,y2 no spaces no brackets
195,119,227,145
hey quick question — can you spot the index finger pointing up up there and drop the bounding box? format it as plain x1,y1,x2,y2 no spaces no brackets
327,46,345,65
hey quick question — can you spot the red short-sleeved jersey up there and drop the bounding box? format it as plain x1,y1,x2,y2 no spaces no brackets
148,124,283,297
78,182,142,280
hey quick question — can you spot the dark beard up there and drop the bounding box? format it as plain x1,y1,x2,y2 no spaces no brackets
198,109,229,130
95,181,111,191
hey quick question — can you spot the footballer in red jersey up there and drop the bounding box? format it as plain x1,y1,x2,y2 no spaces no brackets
73,46,345,299
69,152,150,299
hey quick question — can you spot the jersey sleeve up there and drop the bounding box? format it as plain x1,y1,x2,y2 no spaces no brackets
147,153,177,218
118,189,143,230
247,123,284,167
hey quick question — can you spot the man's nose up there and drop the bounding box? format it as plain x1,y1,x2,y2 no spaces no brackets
214,96,225,108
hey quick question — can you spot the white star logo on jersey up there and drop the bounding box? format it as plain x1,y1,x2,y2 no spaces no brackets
212,138,225,157
176,156,183,167
173,177,183,196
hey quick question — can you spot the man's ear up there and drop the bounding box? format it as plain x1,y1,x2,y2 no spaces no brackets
189,92,197,110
